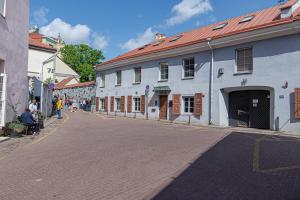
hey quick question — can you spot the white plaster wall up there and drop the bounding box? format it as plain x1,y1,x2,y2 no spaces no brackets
28,49,54,78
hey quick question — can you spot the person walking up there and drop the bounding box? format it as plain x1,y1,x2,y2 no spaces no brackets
57,96,63,119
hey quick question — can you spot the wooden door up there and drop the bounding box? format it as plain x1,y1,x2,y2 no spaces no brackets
159,96,168,120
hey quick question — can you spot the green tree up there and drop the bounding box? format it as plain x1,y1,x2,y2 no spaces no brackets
60,44,105,82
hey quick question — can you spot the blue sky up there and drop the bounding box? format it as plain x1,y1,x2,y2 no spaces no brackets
30,0,276,60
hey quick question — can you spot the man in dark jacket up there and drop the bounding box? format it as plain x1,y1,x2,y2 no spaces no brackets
20,108,39,134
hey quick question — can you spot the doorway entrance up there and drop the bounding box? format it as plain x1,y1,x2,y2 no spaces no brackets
229,90,270,129
159,95,168,120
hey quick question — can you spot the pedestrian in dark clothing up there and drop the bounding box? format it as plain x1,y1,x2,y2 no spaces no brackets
20,108,39,134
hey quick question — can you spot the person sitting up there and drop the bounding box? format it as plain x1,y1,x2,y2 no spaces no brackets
20,108,39,135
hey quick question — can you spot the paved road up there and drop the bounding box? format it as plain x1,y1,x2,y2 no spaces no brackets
0,112,228,200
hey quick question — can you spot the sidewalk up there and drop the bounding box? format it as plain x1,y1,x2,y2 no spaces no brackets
0,113,67,159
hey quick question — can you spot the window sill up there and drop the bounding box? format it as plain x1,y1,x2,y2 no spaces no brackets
182,77,194,80
132,82,141,85
99,86,105,88
115,84,121,87
158,80,168,83
234,71,253,76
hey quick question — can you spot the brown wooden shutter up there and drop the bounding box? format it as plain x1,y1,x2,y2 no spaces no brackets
104,96,108,112
295,88,300,119
96,97,99,111
194,93,203,116
110,96,114,112
121,96,125,112
173,94,181,115
141,95,145,114
127,96,132,113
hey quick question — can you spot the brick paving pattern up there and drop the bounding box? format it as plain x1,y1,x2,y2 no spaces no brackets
0,111,228,200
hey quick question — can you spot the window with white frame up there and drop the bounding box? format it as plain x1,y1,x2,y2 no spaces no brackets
0,0,5,17
134,67,141,83
100,98,105,111
99,74,105,87
116,71,122,86
183,97,194,114
236,47,253,73
115,98,121,111
160,63,169,81
133,97,141,112
183,58,195,78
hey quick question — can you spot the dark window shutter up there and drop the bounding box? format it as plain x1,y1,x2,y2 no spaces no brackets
121,96,125,112
141,95,145,114
110,96,114,112
194,93,203,116
127,96,132,113
104,96,108,112
96,97,99,111
295,88,300,119
173,94,181,115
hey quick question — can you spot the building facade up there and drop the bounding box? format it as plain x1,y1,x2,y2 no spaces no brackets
0,0,29,126
96,0,300,132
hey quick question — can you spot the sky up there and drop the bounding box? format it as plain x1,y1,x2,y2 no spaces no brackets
30,0,277,61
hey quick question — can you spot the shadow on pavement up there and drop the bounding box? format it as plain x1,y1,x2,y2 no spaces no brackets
151,132,300,200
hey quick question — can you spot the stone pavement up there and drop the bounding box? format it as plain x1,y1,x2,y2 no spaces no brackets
0,111,228,200
0,114,67,160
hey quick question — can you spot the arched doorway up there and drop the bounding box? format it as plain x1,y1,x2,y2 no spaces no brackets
229,90,270,129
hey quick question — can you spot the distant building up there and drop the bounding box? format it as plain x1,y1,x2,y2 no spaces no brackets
28,32,80,114
0,0,29,126
96,0,300,132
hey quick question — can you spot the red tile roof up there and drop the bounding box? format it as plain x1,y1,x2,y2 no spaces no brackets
29,33,57,52
55,80,95,90
55,77,76,88
100,2,300,67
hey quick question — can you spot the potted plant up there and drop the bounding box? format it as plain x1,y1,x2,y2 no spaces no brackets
7,121,25,137
38,111,45,129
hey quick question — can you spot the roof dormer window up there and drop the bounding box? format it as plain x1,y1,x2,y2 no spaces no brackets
153,40,164,47
239,15,255,23
213,22,228,30
138,44,149,50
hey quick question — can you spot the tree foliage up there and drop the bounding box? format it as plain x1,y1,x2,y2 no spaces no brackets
60,44,105,82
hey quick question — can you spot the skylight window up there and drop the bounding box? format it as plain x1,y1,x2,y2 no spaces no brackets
153,40,164,46
213,22,228,30
239,15,255,23
170,35,183,42
138,44,149,50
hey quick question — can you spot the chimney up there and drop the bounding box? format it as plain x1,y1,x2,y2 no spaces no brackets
155,33,166,41
280,0,300,19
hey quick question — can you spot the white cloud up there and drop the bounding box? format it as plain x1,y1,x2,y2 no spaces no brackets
40,18,91,44
32,7,49,26
121,27,157,51
40,18,109,50
92,33,109,50
166,0,213,26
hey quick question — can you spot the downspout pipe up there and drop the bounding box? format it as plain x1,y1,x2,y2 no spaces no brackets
207,38,214,125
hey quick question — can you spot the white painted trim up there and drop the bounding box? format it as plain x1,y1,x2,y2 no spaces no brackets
0,0,6,18
96,20,300,71
0,73,7,127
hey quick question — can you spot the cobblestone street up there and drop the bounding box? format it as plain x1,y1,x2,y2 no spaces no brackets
0,112,228,200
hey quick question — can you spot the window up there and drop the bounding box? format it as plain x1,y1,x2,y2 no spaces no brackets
116,71,122,86
160,63,169,81
134,67,141,83
170,35,182,42
183,58,195,78
183,97,194,114
133,97,141,112
138,44,149,50
0,0,5,17
153,40,164,46
213,22,228,30
239,15,255,23
115,98,121,111
236,48,253,73
99,74,105,88
100,99,105,110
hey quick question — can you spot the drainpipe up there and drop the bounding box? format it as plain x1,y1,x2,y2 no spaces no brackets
207,38,214,125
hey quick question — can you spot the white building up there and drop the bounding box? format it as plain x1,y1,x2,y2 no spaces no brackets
96,0,300,133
